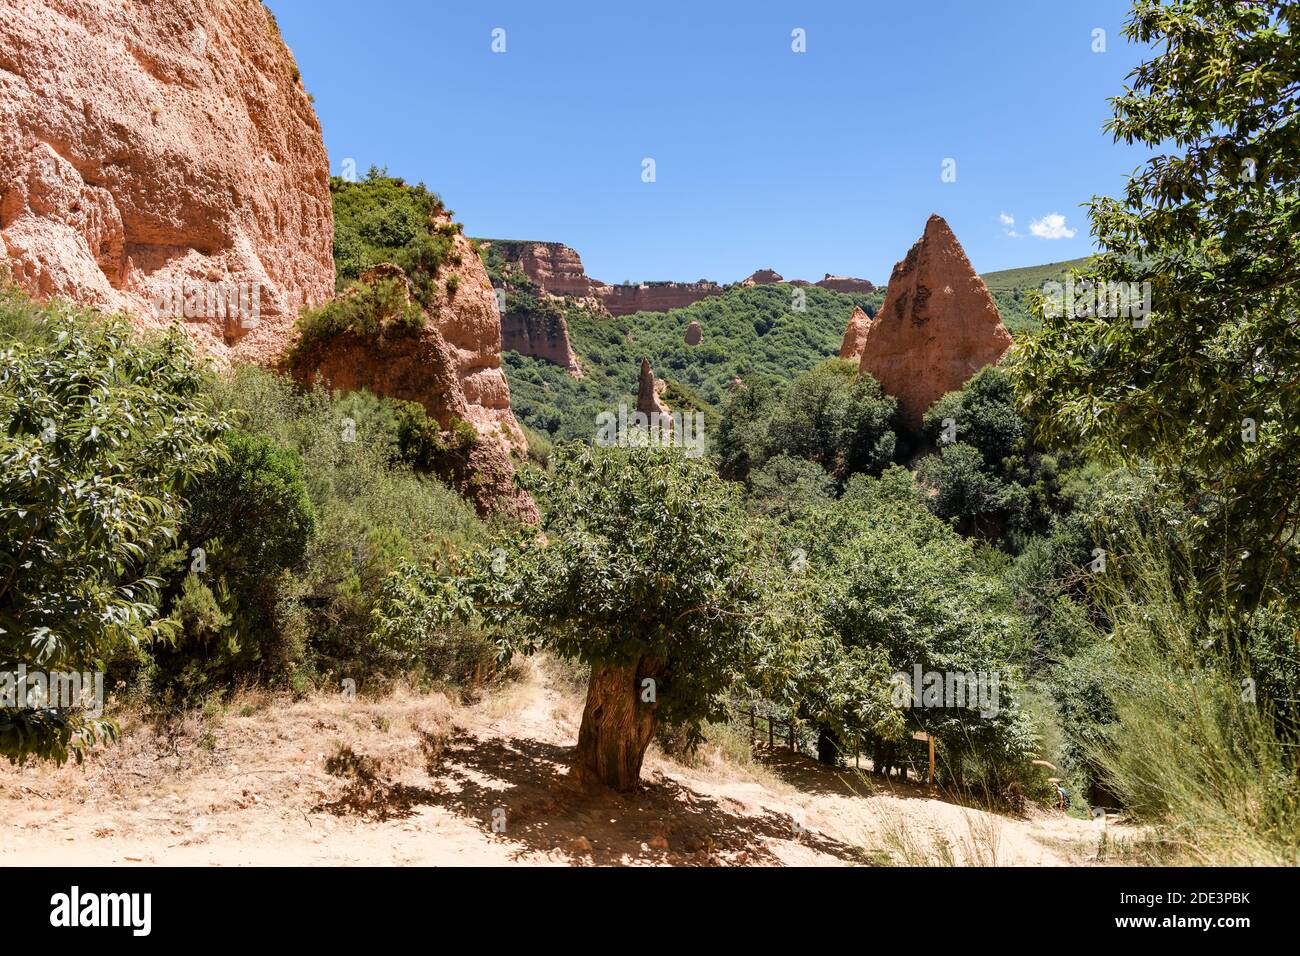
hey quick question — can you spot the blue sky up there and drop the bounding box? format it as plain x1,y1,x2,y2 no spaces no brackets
268,0,1152,284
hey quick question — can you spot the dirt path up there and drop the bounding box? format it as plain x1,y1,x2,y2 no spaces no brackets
0,662,1106,866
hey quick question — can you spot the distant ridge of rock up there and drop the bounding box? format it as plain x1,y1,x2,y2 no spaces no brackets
482,239,877,317
858,214,1012,428
817,274,877,294
600,280,726,315
839,306,873,361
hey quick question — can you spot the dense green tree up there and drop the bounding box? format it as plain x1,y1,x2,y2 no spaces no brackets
716,376,779,480
1011,0,1300,612
0,314,228,762
373,443,802,789
919,365,1073,540
150,430,316,694
747,455,836,520
817,474,1036,783
717,360,897,486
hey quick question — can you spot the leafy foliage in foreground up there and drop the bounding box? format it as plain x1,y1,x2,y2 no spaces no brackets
0,296,229,761
1011,0,1300,613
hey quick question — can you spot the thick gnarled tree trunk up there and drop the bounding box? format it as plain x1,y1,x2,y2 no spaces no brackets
573,658,659,790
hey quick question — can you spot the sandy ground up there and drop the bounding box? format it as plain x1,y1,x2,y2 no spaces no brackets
0,661,1109,866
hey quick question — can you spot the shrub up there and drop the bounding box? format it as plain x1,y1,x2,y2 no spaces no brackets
148,430,316,697
292,276,424,358
0,311,229,761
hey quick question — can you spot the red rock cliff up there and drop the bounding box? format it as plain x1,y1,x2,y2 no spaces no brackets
288,255,537,523
598,281,724,316
0,0,334,363
858,215,1012,428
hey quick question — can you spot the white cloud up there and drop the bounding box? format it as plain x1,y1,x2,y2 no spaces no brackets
1029,213,1077,240
999,212,1015,226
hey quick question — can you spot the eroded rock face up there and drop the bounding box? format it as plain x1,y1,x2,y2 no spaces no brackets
858,214,1012,428
288,260,537,522
684,320,703,346
0,0,334,363
839,306,872,361
637,357,671,418
432,219,528,457
500,308,583,377
500,241,594,298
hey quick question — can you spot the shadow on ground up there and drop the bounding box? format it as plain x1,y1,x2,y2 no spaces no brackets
364,728,880,865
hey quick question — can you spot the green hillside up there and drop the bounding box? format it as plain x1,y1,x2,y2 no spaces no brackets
980,256,1093,334
492,248,1095,443
503,283,882,444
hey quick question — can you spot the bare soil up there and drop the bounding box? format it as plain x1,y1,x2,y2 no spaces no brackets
0,661,1109,866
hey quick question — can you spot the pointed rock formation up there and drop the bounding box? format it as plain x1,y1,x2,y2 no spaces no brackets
684,321,703,346
858,215,1012,428
0,0,334,364
637,358,671,418
838,306,872,361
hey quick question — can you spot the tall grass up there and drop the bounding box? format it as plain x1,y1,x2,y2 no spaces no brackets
1088,533,1300,865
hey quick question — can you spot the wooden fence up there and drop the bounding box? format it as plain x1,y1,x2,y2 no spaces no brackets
744,709,870,770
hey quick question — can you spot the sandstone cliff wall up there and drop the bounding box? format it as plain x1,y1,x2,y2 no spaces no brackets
0,0,334,363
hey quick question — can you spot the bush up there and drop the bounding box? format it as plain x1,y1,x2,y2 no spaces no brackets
0,308,228,761
200,367,489,688
148,430,316,697
292,276,424,358
1082,533,1300,864
330,168,451,305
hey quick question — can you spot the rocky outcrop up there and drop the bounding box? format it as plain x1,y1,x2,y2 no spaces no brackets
489,240,594,298
839,306,872,361
817,274,876,294
684,321,703,346
433,218,529,457
637,358,671,418
740,269,784,286
0,0,334,364
288,258,537,522
858,214,1012,428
